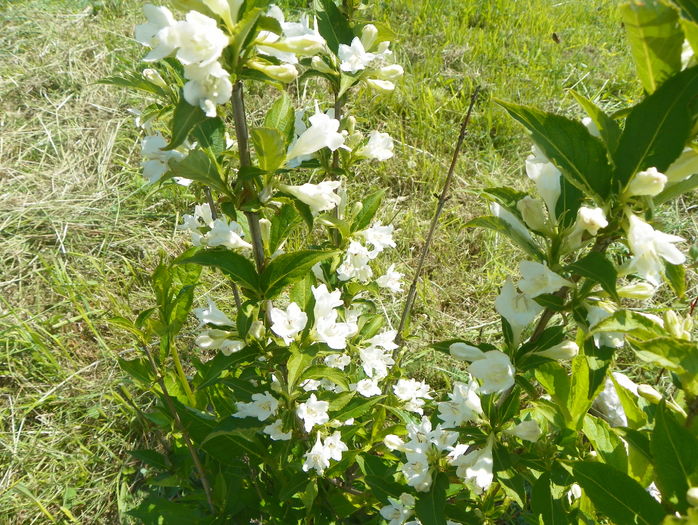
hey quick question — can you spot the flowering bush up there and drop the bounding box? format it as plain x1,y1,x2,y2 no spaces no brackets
110,0,698,523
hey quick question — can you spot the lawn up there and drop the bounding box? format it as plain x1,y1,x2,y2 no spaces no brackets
0,0,668,522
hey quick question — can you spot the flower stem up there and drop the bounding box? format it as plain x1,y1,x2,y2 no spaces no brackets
232,80,266,273
396,86,480,347
168,336,196,406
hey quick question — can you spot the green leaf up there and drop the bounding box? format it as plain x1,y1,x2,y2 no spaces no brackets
613,66,698,189
179,249,260,296
230,8,263,70
269,204,301,254
316,0,355,54
497,100,613,201
611,375,648,429
531,473,568,525
651,403,698,512
128,496,210,525
482,186,529,208
260,250,339,299
201,419,267,464
299,366,350,391
129,449,169,470
118,357,154,386
351,189,385,232
191,117,226,154
99,72,168,98
664,261,686,298
569,90,622,152
573,462,666,525
196,347,257,390
583,415,628,472
332,396,384,422
535,362,572,423
168,150,228,193
566,252,619,300
681,18,698,54
415,472,448,525
628,336,698,378
250,127,286,172
620,0,684,94
533,293,566,311
287,347,316,391
264,92,295,145
654,173,698,204
166,97,207,150
466,215,545,260
589,309,666,340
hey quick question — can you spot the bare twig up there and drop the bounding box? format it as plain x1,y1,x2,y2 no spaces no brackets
396,86,480,345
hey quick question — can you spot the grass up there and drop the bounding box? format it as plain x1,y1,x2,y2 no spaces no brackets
0,0,693,522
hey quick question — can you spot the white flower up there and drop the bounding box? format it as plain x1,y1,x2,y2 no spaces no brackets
526,145,561,216
400,454,432,492
182,61,232,117
375,64,404,81
437,380,482,427
195,329,244,355
592,375,632,427
263,419,292,441
282,181,342,213
270,302,308,344
338,37,376,73
204,218,252,250
135,4,178,62
566,206,608,249
587,303,624,349
377,264,404,293
366,330,398,351
194,299,234,327
296,393,329,432
582,117,601,138
505,420,541,442
234,392,279,421
323,431,348,461
337,241,373,282
257,10,324,62
626,213,686,286
682,39,695,69
360,222,396,257
468,351,515,394
516,196,550,233
302,433,331,474
494,278,544,342
355,378,382,397
490,202,533,242
285,107,346,164
617,282,656,300
301,379,321,391
666,147,698,183
384,434,406,451
359,345,395,379
449,436,494,495
394,379,432,414
380,493,416,525
141,134,186,184
536,340,578,360
172,11,228,67
314,311,355,350
517,261,572,298
357,131,394,161
312,284,343,318
324,353,351,370
625,167,667,197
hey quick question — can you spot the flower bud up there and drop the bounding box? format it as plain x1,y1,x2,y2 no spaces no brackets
350,201,363,218
516,196,550,233
625,167,667,197
259,218,271,248
686,487,698,507
345,115,357,135
617,282,656,300
577,206,608,235
143,68,168,89
665,147,698,183
449,342,485,362
505,420,541,442
360,24,378,50
383,434,405,451
365,78,395,92
376,64,404,81
247,59,298,83
536,340,578,360
311,55,335,74
582,117,601,138
665,310,692,340
248,320,266,341
637,384,662,404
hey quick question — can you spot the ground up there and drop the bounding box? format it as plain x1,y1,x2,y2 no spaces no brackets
0,0,691,522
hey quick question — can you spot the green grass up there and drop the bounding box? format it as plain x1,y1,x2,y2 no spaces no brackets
1,0,693,522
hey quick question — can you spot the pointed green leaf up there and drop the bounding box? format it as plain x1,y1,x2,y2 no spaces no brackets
573,462,665,525
620,0,684,94
269,203,301,254
664,261,686,298
260,250,339,298
299,366,350,391
264,92,295,145
583,415,628,472
497,100,613,201
566,252,618,300
613,66,698,188
191,117,226,154
250,127,286,172
179,249,260,296
168,150,228,193
166,97,207,150
351,189,386,232
466,215,544,260
316,0,355,54
531,473,568,525
569,90,621,153
415,472,448,525
654,173,698,205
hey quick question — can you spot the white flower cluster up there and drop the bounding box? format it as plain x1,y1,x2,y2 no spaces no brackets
135,5,232,116
193,298,244,355
177,203,252,250
302,431,348,474
337,25,404,92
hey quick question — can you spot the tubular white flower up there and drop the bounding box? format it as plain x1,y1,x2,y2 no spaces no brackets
323,431,348,461
356,131,394,161
195,329,244,355
324,353,351,370
172,11,229,66
393,379,432,415
360,221,396,257
449,342,485,362
437,380,482,427
449,435,494,495
246,58,298,82
302,433,331,474
194,298,234,327
505,420,541,442
263,419,292,441
314,311,354,350
203,218,252,250
536,340,578,360
311,284,343,319
377,264,403,293
182,61,232,117
626,213,686,286
338,37,375,73
516,196,550,233
400,454,432,492
135,4,178,62
617,281,656,300
468,351,515,394
517,260,572,298
270,302,308,344
281,181,342,213
297,393,330,432
285,107,346,164
337,241,373,282
141,134,186,184
234,392,279,421
379,492,415,525
366,78,396,92
494,278,544,342
360,24,379,50
355,378,382,397
375,64,404,81
587,303,624,349
625,167,667,197
526,145,561,216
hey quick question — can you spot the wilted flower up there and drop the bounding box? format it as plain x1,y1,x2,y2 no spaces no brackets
296,393,330,432
468,351,515,394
